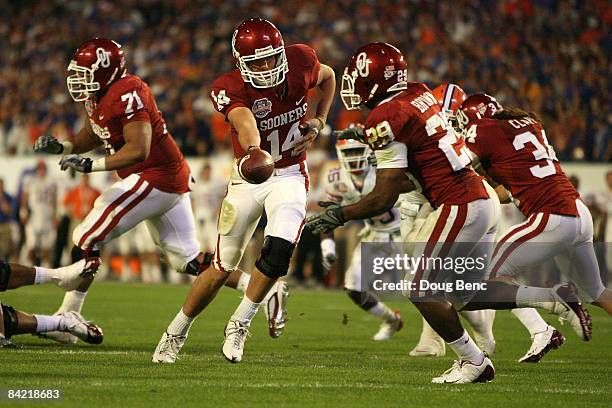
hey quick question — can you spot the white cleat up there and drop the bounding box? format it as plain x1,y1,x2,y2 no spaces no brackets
372,310,404,341
432,356,495,384
551,283,592,341
58,311,103,344
262,280,289,338
409,342,446,357
152,332,187,364
518,326,565,363
222,320,250,363
54,258,101,291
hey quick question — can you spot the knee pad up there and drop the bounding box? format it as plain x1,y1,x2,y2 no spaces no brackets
345,289,379,310
1,304,18,338
184,252,213,276
0,260,10,292
255,236,295,279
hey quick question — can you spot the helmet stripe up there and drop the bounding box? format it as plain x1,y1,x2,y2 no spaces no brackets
442,84,455,111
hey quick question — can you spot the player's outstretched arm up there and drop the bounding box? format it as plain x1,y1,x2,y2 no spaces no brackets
342,167,406,221
33,119,101,155
60,121,152,173
228,107,261,151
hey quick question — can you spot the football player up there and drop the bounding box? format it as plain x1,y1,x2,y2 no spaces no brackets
321,136,405,340
458,94,612,319
32,38,213,343
409,84,564,363
0,259,103,347
153,18,335,364
307,43,587,384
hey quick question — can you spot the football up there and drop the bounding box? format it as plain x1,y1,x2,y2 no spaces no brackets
238,147,275,184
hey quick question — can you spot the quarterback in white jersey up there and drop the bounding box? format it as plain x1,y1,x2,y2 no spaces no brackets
321,138,405,340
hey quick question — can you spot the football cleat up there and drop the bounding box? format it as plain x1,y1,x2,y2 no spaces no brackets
432,356,495,384
222,320,250,363
518,326,565,363
0,336,19,349
409,342,446,357
372,310,404,341
551,283,592,341
36,328,78,345
262,280,289,338
59,311,103,344
54,259,86,291
152,332,187,364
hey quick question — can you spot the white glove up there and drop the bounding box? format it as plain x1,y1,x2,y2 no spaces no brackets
320,238,337,271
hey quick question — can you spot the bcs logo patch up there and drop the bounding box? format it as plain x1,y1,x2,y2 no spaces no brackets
252,98,272,119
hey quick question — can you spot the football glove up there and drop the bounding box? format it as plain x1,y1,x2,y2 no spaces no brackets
59,155,92,173
33,135,64,154
333,125,366,144
306,201,345,234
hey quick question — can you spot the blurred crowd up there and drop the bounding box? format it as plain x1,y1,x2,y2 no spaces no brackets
0,0,610,161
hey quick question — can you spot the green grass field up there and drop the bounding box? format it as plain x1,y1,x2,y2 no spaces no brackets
1,282,611,407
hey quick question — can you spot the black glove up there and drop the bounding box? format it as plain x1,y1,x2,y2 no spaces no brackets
59,155,93,173
306,201,345,234
33,135,64,154
332,126,366,144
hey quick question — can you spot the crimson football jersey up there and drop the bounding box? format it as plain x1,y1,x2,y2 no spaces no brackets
465,117,579,217
85,74,191,194
210,44,320,168
365,83,488,208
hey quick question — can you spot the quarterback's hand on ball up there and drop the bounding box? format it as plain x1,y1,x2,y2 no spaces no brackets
306,201,345,234
59,154,92,173
34,135,64,154
292,118,324,157
333,123,366,144
320,238,337,271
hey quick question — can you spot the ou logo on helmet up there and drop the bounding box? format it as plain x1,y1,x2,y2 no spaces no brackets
96,47,112,68
355,52,371,78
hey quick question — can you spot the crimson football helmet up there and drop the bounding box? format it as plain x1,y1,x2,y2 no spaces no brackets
457,93,503,130
432,83,467,129
67,38,126,102
232,18,288,88
340,42,408,110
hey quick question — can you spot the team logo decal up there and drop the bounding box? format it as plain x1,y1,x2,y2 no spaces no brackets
252,98,272,119
384,65,395,80
356,52,371,77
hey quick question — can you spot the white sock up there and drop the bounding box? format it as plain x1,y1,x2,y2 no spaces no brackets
516,286,555,311
57,290,87,314
448,330,485,365
231,296,260,324
34,315,62,333
167,309,195,337
34,267,54,285
461,310,495,339
236,273,251,293
368,302,396,321
511,308,549,336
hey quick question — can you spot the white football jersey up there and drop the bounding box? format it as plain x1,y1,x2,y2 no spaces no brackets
325,166,402,233
191,179,227,222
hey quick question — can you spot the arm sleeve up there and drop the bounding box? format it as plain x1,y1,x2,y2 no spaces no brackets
374,141,408,169
210,76,248,120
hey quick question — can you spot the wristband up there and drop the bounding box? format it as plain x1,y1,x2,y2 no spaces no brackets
61,142,74,155
91,157,107,172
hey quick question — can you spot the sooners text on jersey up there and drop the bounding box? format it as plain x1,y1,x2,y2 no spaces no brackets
85,74,191,194
365,83,488,208
465,117,579,217
210,44,321,168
